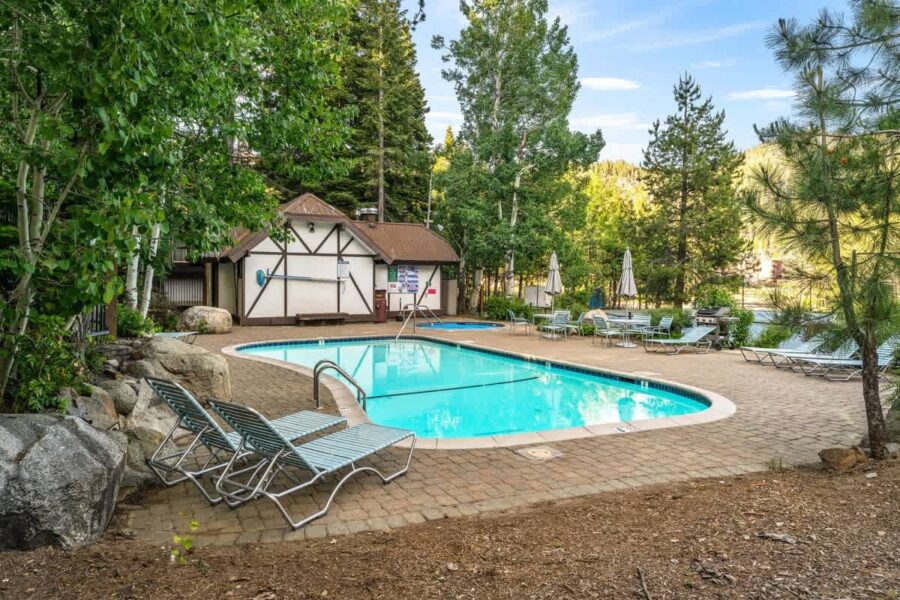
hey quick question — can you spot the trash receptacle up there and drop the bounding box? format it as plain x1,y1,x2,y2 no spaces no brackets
374,290,387,323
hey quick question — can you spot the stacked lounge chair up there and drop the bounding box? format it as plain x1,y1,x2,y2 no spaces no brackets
796,335,899,381
739,333,824,363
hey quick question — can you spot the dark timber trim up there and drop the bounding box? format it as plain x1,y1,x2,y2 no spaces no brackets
245,254,284,318
348,272,372,313
287,223,313,254
313,224,338,254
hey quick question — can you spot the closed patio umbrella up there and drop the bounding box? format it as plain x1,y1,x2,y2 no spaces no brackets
617,247,637,306
545,252,563,310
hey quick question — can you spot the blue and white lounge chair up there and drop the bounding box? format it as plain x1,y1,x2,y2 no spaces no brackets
644,325,716,354
209,399,415,529
145,377,345,504
739,333,823,363
765,338,858,369
642,315,674,340
796,335,899,380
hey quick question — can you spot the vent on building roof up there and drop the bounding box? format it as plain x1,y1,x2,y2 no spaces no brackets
356,207,379,224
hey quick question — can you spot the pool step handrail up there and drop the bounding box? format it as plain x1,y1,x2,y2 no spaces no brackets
313,360,367,411
395,303,443,340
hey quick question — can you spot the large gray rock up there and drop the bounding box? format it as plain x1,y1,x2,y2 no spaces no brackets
97,379,139,415
179,305,232,334
72,385,119,430
133,336,231,402
121,380,177,486
0,414,126,550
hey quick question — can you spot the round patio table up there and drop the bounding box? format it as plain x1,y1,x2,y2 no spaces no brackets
607,318,644,348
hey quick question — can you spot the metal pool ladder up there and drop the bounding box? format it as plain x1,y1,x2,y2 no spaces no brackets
395,303,443,340
313,360,367,411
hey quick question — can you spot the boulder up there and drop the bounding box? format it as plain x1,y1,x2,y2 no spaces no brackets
179,306,232,334
97,379,139,415
134,336,231,402
72,384,119,431
121,380,177,486
818,446,867,472
0,414,126,550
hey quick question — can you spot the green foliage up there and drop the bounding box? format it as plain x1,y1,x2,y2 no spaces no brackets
482,295,534,321
648,308,693,334
730,308,755,346
640,75,745,307
169,520,200,567
117,305,157,339
695,286,739,309
751,325,793,348
433,0,604,300
10,317,96,413
311,0,432,220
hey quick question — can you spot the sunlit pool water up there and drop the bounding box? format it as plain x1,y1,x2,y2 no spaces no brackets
238,338,709,439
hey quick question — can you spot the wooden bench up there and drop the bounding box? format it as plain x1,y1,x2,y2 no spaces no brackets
295,313,349,326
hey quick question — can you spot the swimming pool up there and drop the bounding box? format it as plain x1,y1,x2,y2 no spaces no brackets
414,321,504,331
236,337,715,441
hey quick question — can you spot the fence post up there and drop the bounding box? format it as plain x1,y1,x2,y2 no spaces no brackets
105,300,118,338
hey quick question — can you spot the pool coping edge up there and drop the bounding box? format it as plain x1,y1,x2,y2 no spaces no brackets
221,334,737,450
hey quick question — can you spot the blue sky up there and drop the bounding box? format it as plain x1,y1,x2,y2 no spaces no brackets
406,0,848,163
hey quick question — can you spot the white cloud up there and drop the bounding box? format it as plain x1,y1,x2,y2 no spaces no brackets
571,112,650,131
637,21,765,50
691,60,735,69
729,88,796,100
581,77,641,91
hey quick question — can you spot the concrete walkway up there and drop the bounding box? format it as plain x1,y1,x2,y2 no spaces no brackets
121,322,869,545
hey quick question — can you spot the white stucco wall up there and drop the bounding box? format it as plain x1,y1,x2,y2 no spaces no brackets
242,219,378,319
217,262,236,316
384,265,443,313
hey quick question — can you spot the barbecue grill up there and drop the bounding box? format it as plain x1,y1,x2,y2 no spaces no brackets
694,306,732,348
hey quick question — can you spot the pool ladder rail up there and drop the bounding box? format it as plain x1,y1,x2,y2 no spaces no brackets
313,360,367,411
396,303,443,340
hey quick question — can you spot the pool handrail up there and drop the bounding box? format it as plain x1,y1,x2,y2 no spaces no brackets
313,359,367,411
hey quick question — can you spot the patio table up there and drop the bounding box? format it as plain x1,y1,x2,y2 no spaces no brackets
606,318,645,348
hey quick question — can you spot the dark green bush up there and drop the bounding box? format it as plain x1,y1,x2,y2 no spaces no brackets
483,295,535,321
648,308,692,334
751,325,793,348
730,308,755,346
11,317,98,413
117,305,158,338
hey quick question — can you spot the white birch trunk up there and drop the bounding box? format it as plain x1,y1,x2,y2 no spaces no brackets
125,225,142,308
139,220,162,317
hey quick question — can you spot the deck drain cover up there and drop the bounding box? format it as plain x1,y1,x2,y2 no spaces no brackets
515,445,563,462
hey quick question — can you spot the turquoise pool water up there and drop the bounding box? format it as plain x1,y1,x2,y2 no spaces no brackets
414,321,503,330
238,338,709,439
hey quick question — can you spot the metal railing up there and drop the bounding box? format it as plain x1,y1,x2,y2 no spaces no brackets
395,303,443,340
313,359,367,411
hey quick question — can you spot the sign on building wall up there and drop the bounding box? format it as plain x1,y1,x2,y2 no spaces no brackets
337,260,350,280
388,264,419,293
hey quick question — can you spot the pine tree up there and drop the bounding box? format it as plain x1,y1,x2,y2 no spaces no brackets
316,0,432,222
640,75,744,308
747,0,900,458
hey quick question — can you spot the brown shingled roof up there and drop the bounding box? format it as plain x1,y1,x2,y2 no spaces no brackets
217,192,459,265
351,221,459,264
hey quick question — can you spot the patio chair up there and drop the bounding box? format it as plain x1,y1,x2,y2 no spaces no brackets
644,325,716,355
154,331,199,345
591,315,623,347
507,309,532,335
208,399,415,530
540,311,570,341
796,335,899,380
628,314,652,338
642,315,674,340
739,333,823,363
765,338,858,370
566,312,590,336
144,377,345,504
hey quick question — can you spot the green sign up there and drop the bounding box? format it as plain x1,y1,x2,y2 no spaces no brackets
387,265,398,283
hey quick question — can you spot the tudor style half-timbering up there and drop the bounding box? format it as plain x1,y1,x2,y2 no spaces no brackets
209,193,459,325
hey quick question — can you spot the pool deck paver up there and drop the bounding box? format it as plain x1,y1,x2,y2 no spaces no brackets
120,322,879,545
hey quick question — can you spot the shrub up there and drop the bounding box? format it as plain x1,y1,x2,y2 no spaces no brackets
648,308,692,334
11,317,98,413
482,295,535,321
695,285,738,309
555,289,591,309
730,308,755,346
751,324,793,348
117,305,158,338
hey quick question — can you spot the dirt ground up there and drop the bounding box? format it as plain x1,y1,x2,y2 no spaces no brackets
2,459,898,600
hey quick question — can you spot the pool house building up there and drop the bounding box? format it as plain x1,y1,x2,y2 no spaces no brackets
199,193,459,325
